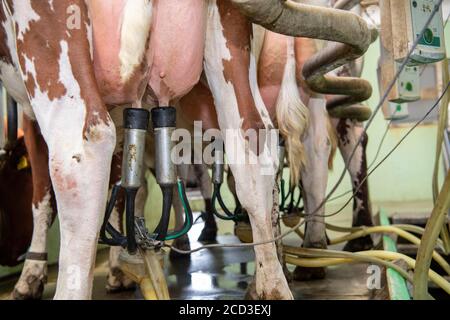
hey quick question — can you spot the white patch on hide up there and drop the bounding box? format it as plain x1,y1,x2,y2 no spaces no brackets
119,0,153,82
29,190,53,254
11,0,40,41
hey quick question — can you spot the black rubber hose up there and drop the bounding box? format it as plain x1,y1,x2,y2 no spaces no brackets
212,183,235,221
165,180,194,240
125,188,138,254
154,184,173,241
99,184,127,247
280,179,286,210
216,183,235,217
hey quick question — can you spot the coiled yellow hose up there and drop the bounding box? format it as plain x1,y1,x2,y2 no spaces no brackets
286,222,450,275
284,246,450,295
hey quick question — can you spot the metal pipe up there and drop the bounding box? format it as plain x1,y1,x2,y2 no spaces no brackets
151,107,177,241
333,0,362,10
231,0,377,112
212,139,225,185
121,108,150,253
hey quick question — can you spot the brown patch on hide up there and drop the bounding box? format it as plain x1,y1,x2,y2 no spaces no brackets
0,4,13,65
217,1,264,154
15,0,110,141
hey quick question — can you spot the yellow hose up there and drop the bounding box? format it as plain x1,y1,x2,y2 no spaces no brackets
414,170,450,299
284,247,450,295
288,224,450,275
289,216,445,249
283,245,413,283
432,58,450,255
329,226,450,276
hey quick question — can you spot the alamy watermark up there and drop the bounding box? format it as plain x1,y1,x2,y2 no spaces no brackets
170,121,280,176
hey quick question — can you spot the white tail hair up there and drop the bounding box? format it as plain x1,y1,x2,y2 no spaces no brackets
275,37,309,186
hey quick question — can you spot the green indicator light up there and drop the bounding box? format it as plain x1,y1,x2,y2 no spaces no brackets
397,105,402,112
423,28,434,45
405,82,413,92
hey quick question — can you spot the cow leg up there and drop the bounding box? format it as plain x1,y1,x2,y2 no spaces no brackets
12,117,55,300
294,98,331,281
334,118,374,252
15,1,116,299
204,0,292,300
194,163,217,243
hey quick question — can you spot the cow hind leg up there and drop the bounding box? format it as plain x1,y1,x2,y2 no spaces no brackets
334,119,374,252
194,163,217,243
12,117,54,300
293,99,331,281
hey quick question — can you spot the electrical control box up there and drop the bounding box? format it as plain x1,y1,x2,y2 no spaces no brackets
378,0,421,117
387,102,410,120
407,0,445,65
391,0,446,65
392,63,421,103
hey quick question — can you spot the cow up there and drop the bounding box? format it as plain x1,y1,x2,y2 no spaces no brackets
0,134,34,267
0,0,374,300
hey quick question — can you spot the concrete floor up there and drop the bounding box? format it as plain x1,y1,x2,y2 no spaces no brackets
0,210,379,300
2,190,432,300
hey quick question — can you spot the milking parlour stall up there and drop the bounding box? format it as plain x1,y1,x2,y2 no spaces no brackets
0,0,449,315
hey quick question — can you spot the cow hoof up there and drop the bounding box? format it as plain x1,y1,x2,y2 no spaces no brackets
283,264,293,283
12,261,47,300
106,268,136,293
198,225,217,243
169,236,191,260
244,281,258,300
343,235,374,252
293,266,327,281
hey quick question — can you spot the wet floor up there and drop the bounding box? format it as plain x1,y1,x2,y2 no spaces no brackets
0,210,376,300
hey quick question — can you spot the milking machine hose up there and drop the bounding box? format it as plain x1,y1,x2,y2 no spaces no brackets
287,220,450,276
99,183,127,247
279,178,303,212
283,247,450,296
153,185,173,241
163,179,194,241
125,188,138,253
280,179,287,210
211,183,239,221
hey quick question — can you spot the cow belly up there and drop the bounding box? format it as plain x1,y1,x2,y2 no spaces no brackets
88,0,152,106
0,61,34,118
146,0,206,106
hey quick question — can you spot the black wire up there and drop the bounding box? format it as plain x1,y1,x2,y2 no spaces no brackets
327,109,399,203
306,0,445,220
319,82,450,220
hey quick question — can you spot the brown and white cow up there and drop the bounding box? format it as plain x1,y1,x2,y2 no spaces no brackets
0,0,374,300
0,0,207,299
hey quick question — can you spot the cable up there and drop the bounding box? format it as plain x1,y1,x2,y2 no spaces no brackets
311,0,445,220
165,0,445,254
327,109,398,204
331,6,448,203
320,82,450,220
